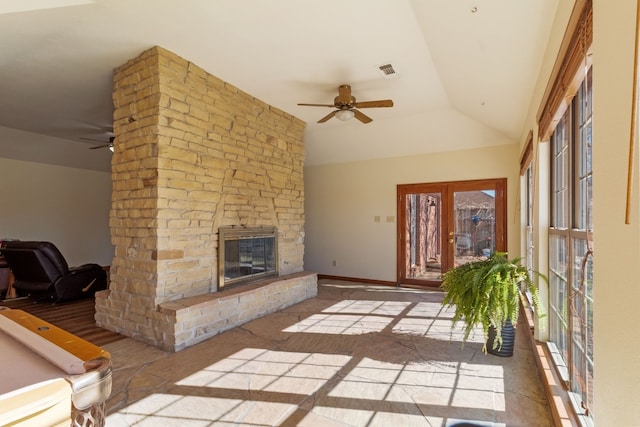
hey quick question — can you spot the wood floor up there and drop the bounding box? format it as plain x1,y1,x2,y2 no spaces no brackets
1,296,125,347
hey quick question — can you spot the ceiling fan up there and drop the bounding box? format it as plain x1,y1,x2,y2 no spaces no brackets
298,84,393,124
81,136,115,151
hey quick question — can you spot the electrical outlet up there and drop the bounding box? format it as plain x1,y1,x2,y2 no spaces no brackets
332,260,337,267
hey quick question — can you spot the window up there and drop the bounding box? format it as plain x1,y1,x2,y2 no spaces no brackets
549,67,593,417
524,165,534,275
520,132,534,277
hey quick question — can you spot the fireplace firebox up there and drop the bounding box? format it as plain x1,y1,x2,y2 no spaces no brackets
218,226,278,290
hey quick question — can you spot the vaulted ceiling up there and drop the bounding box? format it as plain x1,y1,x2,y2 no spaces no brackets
0,0,558,171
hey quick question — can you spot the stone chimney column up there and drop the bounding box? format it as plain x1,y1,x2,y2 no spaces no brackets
95,46,306,350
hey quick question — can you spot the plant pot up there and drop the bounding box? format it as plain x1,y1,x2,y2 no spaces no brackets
487,320,515,357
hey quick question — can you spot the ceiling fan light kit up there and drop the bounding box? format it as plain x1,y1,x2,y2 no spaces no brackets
298,84,393,124
335,109,355,121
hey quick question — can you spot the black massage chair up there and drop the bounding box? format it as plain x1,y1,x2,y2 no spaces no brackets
1,241,107,302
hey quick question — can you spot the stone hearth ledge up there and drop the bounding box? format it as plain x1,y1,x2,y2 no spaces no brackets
157,272,317,351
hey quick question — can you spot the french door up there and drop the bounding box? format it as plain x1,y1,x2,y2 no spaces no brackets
397,178,507,286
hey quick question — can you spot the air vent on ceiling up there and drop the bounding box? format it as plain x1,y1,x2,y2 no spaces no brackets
378,63,398,79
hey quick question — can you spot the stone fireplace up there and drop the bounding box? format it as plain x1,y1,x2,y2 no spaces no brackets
95,46,317,352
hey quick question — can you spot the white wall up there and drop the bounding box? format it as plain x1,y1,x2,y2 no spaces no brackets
304,144,520,282
0,157,113,266
0,125,111,173
591,0,640,423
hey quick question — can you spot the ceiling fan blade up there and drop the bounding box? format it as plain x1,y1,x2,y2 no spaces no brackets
80,135,115,142
82,135,114,150
353,109,373,124
353,100,394,109
298,103,335,107
317,110,338,123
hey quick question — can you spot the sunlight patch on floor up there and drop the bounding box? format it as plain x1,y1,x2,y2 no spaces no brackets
108,394,297,426
103,284,548,426
177,348,350,394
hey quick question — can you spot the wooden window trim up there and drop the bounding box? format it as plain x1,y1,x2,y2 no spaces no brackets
537,0,593,142
520,130,534,175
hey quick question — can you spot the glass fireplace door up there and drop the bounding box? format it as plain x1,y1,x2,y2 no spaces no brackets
218,226,278,289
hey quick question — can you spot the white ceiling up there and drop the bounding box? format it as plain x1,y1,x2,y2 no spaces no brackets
0,0,558,171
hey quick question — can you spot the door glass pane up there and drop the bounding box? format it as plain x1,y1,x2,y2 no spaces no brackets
453,190,495,267
404,192,442,281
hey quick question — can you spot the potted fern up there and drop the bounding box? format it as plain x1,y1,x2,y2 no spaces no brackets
440,252,544,356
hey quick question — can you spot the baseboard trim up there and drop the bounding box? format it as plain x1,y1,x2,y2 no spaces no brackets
317,274,397,287
317,274,444,292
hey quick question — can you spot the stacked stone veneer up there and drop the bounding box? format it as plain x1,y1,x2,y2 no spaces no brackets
158,272,317,351
95,46,314,352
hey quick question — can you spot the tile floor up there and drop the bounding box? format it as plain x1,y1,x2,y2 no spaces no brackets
103,280,552,426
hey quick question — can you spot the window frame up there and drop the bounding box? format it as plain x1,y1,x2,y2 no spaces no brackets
548,66,593,420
